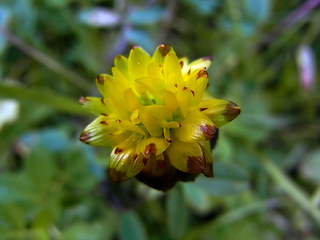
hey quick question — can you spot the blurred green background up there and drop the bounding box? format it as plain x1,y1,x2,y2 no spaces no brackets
0,0,320,239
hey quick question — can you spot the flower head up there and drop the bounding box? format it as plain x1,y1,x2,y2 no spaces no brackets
80,45,240,190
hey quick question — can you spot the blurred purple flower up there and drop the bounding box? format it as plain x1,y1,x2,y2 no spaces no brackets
297,45,316,90
78,7,121,28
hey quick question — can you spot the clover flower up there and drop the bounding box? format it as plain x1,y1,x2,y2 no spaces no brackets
79,45,240,190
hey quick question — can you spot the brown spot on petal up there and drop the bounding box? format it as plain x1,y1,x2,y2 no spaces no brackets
183,86,188,90
79,96,88,105
101,98,105,105
206,83,210,89
96,75,104,85
133,154,138,161
224,102,241,122
166,138,172,143
143,157,148,166
144,143,157,155
158,44,171,56
187,156,205,174
116,119,122,123
200,107,208,111
100,121,108,125
203,162,214,177
196,69,208,79
179,61,184,68
114,147,123,154
79,131,91,144
178,123,182,127
174,83,178,88
187,69,191,76
200,124,217,140
109,168,127,183
190,90,195,96
101,113,108,116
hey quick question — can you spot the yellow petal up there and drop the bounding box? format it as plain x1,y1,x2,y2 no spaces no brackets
177,87,193,117
139,105,171,136
152,44,172,64
163,50,184,89
135,77,164,99
109,145,145,182
130,109,141,124
124,88,141,112
128,47,151,80
166,140,205,174
137,137,170,156
79,96,109,116
182,56,212,75
163,90,178,112
185,69,209,103
79,116,128,147
173,111,216,142
114,54,129,78
199,98,241,127
146,62,163,78
95,74,112,97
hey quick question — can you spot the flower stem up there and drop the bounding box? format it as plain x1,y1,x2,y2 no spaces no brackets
253,148,320,224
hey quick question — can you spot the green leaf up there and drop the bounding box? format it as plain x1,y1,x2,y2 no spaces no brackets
119,211,147,240
62,222,109,240
245,0,272,22
0,85,89,116
166,185,187,239
25,147,57,192
124,29,153,53
126,7,165,25
191,162,249,196
183,184,212,213
300,149,320,184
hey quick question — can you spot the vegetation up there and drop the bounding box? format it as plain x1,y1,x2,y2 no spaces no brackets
0,0,319,239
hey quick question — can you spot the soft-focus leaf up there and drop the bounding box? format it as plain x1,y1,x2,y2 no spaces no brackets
183,0,220,16
0,85,88,115
119,211,147,240
166,185,187,238
183,184,212,213
126,7,165,25
192,162,249,196
124,28,154,52
300,150,320,184
62,222,110,240
245,0,272,22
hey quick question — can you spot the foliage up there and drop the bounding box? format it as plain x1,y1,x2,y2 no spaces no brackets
0,0,320,239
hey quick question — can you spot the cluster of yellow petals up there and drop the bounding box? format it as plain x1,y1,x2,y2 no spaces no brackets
80,45,240,190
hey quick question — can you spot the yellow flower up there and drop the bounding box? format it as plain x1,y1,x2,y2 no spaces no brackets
79,45,240,190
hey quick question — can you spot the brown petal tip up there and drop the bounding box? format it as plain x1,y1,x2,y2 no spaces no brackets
109,168,127,183
79,96,88,105
96,75,104,85
196,69,208,79
224,102,241,122
79,131,91,144
158,44,172,56
203,162,214,177
200,124,217,140
187,156,205,174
